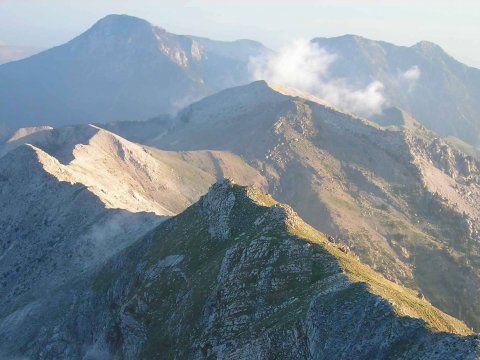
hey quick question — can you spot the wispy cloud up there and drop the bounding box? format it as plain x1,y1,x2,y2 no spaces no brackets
249,39,386,116
402,65,421,81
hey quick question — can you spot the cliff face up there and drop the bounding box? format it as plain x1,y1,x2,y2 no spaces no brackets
3,181,478,359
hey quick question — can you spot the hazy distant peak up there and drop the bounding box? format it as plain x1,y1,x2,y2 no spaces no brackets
81,14,165,47
0,42,42,64
92,14,153,31
311,34,446,52
6,126,53,143
413,40,443,51
311,34,384,46
334,34,369,42
411,40,447,59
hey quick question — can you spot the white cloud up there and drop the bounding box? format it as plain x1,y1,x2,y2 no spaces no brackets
249,39,337,93
402,65,421,81
249,39,386,116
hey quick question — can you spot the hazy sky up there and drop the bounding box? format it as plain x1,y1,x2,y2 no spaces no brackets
1,0,479,67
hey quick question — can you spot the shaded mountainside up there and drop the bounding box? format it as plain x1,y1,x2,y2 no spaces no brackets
312,35,480,147
0,14,270,133
1,181,478,359
0,124,265,339
146,81,480,330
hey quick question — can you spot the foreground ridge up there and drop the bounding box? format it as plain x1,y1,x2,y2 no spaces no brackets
3,180,478,359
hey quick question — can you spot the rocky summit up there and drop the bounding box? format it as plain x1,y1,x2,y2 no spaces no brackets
2,180,478,359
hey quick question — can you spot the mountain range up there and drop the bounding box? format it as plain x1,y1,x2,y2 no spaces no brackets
0,124,265,340
1,14,480,149
0,42,40,65
1,12,480,359
2,79,480,357
128,80,480,332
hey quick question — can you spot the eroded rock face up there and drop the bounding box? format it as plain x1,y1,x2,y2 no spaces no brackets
2,182,478,359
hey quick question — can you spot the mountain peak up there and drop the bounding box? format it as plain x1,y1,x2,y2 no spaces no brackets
93,14,152,30
311,34,382,47
262,81,334,107
81,14,158,45
370,107,418,128
412,40,445,56
338,34,368,42
198,179,301,241
201,80,333,108
203,178,278,208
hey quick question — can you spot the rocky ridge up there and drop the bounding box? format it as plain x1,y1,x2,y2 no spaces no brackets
1,180,478,359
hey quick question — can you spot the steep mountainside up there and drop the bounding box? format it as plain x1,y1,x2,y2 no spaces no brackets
0,14,270,134
1,181,478,359
0,124,265,339
312,35,480,146
147,81,480,330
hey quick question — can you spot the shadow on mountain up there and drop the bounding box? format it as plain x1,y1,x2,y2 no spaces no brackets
0,145,164,319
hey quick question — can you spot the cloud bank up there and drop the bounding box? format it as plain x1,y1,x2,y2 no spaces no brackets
249,39,386,116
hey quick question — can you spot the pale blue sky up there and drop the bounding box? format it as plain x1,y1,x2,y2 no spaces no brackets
1,0,479,67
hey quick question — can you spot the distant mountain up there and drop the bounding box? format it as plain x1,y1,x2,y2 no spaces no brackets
0,42,40,64
0,14,270,134
0,123,265,337
2,181,478,358
146,81,480,331
312,35,480,147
